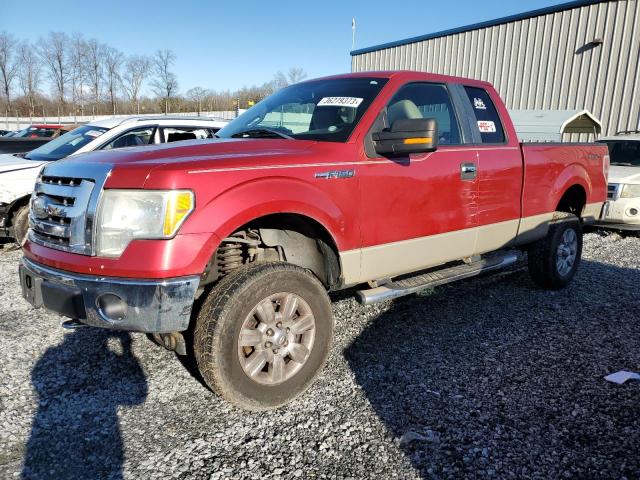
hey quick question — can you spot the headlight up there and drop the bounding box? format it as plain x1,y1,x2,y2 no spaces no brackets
620,184,640,198
96,189,194,257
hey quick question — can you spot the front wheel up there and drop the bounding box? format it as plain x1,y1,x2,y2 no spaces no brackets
527,213,583,289
12,205,29,246
193,262,333,410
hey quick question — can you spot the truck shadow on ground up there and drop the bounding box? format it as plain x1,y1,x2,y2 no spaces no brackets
345,260,640,478
22,330,147,480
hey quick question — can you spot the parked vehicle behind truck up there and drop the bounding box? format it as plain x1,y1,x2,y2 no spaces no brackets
18,72,608,410
0,115,228,245
0,124,72,155
596,132,640,231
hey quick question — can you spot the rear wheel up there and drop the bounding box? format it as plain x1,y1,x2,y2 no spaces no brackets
527,213,582,289
194,262,333,410
12,205,29,246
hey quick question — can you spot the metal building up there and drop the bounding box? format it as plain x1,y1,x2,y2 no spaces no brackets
351,0,640,140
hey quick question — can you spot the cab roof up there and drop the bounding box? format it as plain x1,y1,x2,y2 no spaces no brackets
305,70,492,87
86,115,229,129
599,131,640,142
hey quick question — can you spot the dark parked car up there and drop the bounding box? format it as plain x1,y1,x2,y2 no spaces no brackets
0,124,74,154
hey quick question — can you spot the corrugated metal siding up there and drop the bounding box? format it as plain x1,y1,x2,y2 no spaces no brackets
352,0,640,141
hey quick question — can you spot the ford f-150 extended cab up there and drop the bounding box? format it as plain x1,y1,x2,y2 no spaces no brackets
18,72,608,410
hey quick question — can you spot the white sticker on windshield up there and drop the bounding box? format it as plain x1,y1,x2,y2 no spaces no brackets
473,97,487,110
85,129,105,138
477,120,496,133
317,97,363,108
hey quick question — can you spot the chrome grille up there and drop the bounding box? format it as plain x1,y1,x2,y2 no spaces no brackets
28,162,112,255
607,183,620,200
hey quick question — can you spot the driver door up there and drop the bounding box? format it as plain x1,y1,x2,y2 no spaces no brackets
356,82,479,283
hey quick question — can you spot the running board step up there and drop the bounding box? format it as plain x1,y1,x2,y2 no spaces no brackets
356,251,522,305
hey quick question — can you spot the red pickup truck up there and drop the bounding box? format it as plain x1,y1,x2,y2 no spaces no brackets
19,72,608,410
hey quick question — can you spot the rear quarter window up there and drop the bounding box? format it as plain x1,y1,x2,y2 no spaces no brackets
464,86,506,144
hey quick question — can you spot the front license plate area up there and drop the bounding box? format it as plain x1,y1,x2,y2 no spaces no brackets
19,265,43,308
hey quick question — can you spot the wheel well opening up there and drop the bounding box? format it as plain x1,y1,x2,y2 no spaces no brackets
204,213,342,289
556,185,586,218
7,195,30,227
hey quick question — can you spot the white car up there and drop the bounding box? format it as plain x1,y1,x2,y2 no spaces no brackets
0,115,228,244
597,132,640,231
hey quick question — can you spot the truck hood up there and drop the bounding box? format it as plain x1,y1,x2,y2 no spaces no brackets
609,165,640,184
0,153,47,174
52,138,320,188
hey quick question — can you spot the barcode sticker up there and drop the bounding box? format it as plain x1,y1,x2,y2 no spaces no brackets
317,97,363,108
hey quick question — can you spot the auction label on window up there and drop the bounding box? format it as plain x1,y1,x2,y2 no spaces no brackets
477,120,496,133
317,97,363,108
85,129,105,138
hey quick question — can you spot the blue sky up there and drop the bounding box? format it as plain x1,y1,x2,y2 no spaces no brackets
1,0,560,93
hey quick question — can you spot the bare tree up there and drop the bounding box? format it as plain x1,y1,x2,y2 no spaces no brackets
186,86,208,115
271,67,307,92
287,67,307,84
18,42,41,117
69,34,88,117
0,31,19,115
37,32,70,113
103,46,123,115
151,49,178,114
121,54,150,114
85,39,104,115
272,71,288,90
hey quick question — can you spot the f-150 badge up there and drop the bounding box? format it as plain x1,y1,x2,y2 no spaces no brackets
314,169,355,179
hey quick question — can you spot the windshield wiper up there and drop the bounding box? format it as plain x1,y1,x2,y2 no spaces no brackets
611,162,636,166
231,128,293,140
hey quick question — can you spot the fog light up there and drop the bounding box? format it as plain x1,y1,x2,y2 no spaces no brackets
97,293,127,321
628,208,639,217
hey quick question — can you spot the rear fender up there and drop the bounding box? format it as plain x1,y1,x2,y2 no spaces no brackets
549,163,592,213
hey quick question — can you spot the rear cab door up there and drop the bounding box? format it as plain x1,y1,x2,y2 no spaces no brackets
458,84,524,254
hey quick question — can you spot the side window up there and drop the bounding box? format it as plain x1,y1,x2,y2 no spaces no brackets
102,127,155,150
163,127,214,143
464,86,506,143
386,83,462,145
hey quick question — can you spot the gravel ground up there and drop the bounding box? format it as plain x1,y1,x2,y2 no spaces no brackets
0,231,639,479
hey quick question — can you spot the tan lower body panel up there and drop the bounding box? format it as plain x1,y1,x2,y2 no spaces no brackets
514,212,554,246
340,204,604,286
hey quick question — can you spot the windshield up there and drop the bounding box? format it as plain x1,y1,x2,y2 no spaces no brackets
25,125,109,161
600,140,640,167
217,77,388,142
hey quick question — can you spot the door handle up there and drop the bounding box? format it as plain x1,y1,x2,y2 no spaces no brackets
461,162,477,180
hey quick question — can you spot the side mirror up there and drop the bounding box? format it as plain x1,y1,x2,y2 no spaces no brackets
372,118,438,156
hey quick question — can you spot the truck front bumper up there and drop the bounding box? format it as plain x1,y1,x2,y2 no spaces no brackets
19,257,200,333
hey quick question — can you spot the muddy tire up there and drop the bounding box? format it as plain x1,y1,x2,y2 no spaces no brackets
193,262,333,411
12,205,29,246
527,213,583,290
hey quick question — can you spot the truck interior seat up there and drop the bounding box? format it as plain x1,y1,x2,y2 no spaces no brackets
387,100,423,125
112,134,145,148
310,108,344,131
